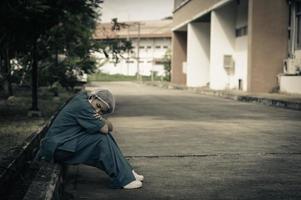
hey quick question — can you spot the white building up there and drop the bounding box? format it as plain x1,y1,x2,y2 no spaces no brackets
279,0,301,94
172,0,301,94
93,19,172,77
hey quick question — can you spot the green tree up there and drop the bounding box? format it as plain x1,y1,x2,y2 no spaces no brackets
0,0,102,111
36,2,100,90
95,18,133,65
162,49,171,81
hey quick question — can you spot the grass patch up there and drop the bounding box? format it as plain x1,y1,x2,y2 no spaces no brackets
88,72,164,82
0,87,74,156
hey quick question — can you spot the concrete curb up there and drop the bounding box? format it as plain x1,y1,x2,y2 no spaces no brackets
23,162,63,200
21,95,77,200
143,81,301,111
0,95,76,199
0,122,51,197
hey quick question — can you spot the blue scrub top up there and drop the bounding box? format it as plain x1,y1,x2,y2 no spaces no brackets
39,91,105,161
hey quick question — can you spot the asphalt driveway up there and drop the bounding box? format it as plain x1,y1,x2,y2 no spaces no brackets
64,81,301,200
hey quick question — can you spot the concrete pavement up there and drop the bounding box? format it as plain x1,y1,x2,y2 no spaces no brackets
144,81,301,111
64,81,301,200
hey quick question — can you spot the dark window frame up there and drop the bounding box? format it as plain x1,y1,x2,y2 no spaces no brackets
296,1,301,49
235,26,248,37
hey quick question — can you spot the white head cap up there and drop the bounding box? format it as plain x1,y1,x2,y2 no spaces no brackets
89,89,115,114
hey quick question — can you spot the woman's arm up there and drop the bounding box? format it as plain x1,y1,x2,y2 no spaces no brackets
100,119,113,134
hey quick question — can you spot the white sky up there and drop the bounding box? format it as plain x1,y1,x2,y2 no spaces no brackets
101,0,174,22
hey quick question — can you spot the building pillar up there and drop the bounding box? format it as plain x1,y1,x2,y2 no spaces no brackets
247,0,289,92
210,3,236,90
186,22,210,87
171,31,187,85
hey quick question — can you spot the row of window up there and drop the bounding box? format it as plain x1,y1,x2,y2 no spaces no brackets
138,45,169,49
127,60,154,63
109,60,160,64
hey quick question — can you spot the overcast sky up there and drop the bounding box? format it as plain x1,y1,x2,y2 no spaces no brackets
101,0,174,22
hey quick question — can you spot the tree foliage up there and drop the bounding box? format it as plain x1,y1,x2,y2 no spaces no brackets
95,18,134,65
162,49,171,81
0,0,102,109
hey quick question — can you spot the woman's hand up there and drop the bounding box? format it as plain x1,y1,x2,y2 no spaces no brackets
106,119,113,132
99,119,113,134
100,123,108,134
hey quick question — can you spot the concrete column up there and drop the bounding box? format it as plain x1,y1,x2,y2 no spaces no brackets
210,3,236,90
186,22,210,87
247,0,289,92
171,31,187,85
234,0,249,91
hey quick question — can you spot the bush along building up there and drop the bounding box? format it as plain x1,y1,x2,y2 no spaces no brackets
93,19,172,78
171,0,301,94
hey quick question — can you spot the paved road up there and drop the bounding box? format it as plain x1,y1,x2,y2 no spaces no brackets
65,81,301,200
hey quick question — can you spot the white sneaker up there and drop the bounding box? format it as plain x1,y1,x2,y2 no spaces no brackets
132,170,144,182
123,180,142,189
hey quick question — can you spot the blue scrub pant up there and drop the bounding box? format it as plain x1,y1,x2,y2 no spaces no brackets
55,133,135,188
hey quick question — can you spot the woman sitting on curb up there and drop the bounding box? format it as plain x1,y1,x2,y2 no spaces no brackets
37,89,143,189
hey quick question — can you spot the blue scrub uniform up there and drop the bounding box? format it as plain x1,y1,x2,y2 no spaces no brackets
38,92,135,188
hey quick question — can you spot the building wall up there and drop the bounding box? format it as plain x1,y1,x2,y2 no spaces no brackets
209,0,249,91
173,0,226,29
234,36,248,90
171,31,187,85
137,38,170,60
174,0,188,10
186,22,210,87
172,0,290,93
279,76,301,94
94,37,170,76
172,0,249,89
248,0,289,92
210,2,236,90
234,0,248,91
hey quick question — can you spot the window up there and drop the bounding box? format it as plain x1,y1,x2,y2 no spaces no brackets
139,46,145,49
155,46,161,49
147,46,152,49
296,2,301,49
163,46,168,49
235,26,248,37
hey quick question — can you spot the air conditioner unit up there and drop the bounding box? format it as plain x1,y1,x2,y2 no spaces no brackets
224,55,235,75
283,58,300,75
